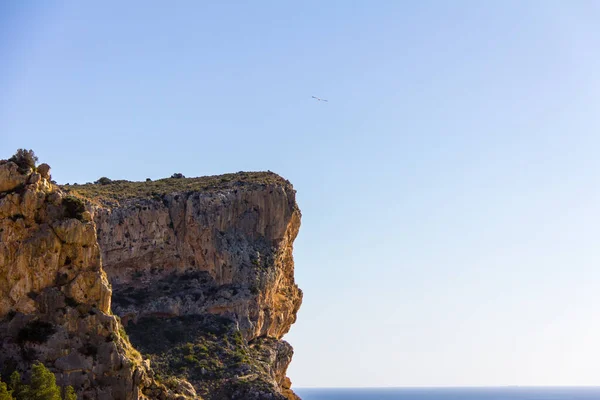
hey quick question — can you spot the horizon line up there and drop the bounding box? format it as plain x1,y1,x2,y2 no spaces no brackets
294,385,600,389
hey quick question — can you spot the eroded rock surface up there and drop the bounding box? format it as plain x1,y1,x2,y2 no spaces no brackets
84,173,303,399
0,159,303,400
0,160,193,400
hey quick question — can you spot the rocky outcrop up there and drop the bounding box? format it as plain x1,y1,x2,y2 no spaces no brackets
0,155,303,400
0,161,28,194
0,160,192,400
94,181,302,340
84,173,302,399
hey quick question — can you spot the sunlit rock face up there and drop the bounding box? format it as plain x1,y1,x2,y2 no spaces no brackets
0,160,190,400
0,161,303,400
90,172,303,400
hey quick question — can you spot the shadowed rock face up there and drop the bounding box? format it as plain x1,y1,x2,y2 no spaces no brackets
87,173,303,400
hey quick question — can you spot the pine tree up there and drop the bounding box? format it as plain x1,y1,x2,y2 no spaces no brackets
0,381,13,400
9,149,38,173
6,365,76,400
9,371,26,400
28,362,61,400
63,386,76,400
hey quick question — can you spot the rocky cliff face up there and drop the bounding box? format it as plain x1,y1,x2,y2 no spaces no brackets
0,157,303,400
86,173,302,399
0,160,191,400
94,179,302,341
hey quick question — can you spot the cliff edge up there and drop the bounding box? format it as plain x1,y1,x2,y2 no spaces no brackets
0,152,302,400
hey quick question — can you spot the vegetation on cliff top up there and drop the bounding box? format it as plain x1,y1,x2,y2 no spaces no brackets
61,171,292,205
8,149,38,174
2,149,292,206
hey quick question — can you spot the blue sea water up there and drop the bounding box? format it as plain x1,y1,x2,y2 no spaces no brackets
294,388,600,400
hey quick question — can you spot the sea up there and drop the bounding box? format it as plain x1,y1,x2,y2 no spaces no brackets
294,388,600,400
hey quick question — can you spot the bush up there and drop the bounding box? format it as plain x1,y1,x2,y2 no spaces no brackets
17,320,56,344
94,177,112,185
10,371,23,399
26,362,62,400
170,173,185,179
0,381,12,400
9,149,38,173
63,386,76,400
6,362,76,400
62,196,86,221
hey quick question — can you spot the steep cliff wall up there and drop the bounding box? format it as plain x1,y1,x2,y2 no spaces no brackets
0,157,303,400
68,172,303,399
0,160,192,400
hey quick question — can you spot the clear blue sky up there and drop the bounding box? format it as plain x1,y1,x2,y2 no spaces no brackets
2,1,600,388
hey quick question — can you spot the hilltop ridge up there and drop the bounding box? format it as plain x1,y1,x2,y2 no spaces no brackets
62,171,294,206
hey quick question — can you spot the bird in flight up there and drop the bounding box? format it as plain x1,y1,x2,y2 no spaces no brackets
312,96,328,102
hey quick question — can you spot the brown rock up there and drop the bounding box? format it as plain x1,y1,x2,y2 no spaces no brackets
37,163,51,179
95,183,302,341
0,172,193,400
0,170,303,400
81,210,93,222
0,161,27,192
90,176,302,399
28,172,42,185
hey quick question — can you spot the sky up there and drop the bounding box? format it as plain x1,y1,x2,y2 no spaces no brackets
2,0,600,388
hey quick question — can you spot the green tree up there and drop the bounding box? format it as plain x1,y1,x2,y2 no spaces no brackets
63,386,76,400
9,149,38,173
6,365,76,400
9,371,25,400
27,362,61,400
0,381,13,400
94,177,112,185
61,196,86,221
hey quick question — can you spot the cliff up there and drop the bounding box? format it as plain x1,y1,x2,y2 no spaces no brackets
0,155,302,400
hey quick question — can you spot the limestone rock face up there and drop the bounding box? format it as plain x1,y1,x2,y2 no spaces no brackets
88,173,303,400
0,165,303,400
0,168,108,317
0,165,191,400
0,161,27,193
94,182,302,340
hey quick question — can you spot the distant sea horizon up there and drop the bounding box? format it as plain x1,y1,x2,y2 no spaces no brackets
294,387,600,400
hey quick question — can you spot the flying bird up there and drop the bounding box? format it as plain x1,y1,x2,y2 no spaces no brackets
312,96,328,102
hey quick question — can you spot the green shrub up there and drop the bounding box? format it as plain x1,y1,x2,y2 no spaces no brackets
26,362,62,400
63,171,288,205
10,371,24,399
94,177,112,185
62,196,85,221
63,387,76,400
9,149,38,173
0,381,12,400
6,362,77,400
170,173,185,179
